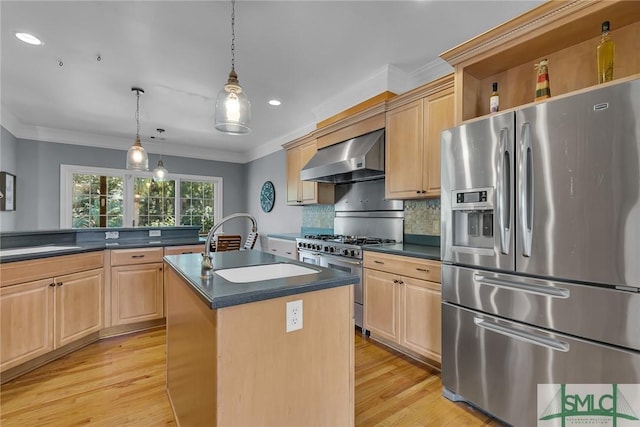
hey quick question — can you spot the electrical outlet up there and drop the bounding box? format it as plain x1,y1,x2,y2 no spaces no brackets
286,300,303,333
105,231,119,240
149,229,161,237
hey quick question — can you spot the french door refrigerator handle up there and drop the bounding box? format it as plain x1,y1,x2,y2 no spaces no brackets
519,122,534,257
497,127,511,255
473,316,570,352
474,274,570,298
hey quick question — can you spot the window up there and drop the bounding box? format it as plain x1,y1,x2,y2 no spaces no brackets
133,177,176,227
72,173,124,227
61,165,222,233
180,180,216,232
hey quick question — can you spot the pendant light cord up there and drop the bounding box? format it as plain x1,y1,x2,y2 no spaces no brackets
230,0,236,71
135,90,141,138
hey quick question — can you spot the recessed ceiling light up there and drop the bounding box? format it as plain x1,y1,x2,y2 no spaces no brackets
268,99,282,106
15,32,42,46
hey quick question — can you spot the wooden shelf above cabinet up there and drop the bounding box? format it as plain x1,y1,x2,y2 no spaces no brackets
441,0,640,122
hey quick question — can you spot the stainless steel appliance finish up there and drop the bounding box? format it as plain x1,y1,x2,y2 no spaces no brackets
441,77,640,426
297,180,403,330
300,129,385,183
442,304,640,427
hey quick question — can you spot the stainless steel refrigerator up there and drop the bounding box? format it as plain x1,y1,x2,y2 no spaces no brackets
441,77,640,426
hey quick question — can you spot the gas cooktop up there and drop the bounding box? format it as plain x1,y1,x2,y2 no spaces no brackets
302,234,396,246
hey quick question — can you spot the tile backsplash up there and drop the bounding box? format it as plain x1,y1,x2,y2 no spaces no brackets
302,200,440,237
302,204,335,229
404,199,441,236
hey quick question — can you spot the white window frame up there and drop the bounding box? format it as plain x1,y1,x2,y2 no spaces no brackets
60,164,223,230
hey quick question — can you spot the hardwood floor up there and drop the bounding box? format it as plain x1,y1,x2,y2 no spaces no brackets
1,328,501,426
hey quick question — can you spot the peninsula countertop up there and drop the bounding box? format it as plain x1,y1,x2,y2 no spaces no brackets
0,226,202,263
164,250,358,309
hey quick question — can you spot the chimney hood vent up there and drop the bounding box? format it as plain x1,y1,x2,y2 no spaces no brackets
300,129,384,184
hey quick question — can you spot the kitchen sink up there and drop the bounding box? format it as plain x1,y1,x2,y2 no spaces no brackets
0,245,82,257
214,263,318,283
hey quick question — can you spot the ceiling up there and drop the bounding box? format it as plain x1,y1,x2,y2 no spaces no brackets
1,0,543,164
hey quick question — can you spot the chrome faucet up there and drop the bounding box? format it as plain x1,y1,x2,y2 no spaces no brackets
201,213,258,277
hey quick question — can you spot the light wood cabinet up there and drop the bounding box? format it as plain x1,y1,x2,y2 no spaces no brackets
440,1,640,123
55,269,104,348
284,135,334,205
267,237,297,260
110,247,164,326
385,75,454,199
0,262,103,373
1,279,54,371
363,251,441,363
163,244,204,256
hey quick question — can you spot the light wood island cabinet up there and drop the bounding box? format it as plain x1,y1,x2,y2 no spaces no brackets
164,254,355,427
110,247,164,326
0,252,104,376
385,74,454,199
363,251,442,364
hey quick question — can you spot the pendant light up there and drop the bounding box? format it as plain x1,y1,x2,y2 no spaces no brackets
215,0,251,134
126,87,149,170
153,128,168,182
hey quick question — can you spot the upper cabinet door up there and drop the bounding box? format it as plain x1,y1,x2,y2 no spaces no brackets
385,99,424,199
423,88,454,197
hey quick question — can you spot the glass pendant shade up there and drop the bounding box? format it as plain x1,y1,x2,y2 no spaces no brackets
153,159,168,182
215,69,251,134
126,136,149,171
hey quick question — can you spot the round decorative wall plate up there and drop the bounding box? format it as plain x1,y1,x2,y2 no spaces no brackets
260,181,275,213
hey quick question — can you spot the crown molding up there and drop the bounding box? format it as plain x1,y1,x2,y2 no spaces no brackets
311,64,411,124
245,122,316,163
1,116,247,164
409,58,454,88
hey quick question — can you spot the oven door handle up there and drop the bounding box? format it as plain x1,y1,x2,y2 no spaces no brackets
320,254,362,266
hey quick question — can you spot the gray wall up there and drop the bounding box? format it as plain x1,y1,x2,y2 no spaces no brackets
3,130,246,236
0,127,18,231
244,149,303,250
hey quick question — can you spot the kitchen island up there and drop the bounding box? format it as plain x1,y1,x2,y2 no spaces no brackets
163,250,358,427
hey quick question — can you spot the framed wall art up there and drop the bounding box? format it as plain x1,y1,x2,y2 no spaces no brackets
0,172,16,211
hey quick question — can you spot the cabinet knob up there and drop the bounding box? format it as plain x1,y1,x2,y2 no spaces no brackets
49,282,56,287
56,282,63,286
422,190,427,194
374,260,384,264
416,190,421,194
416,268,430,273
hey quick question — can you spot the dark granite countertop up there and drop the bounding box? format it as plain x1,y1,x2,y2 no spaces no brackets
164,250,358,309
0,226,202,263
364,243,441,261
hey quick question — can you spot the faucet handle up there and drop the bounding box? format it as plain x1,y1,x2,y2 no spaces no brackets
201,252,213,271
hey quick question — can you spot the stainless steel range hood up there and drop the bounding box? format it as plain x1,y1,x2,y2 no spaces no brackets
300,129,384,184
